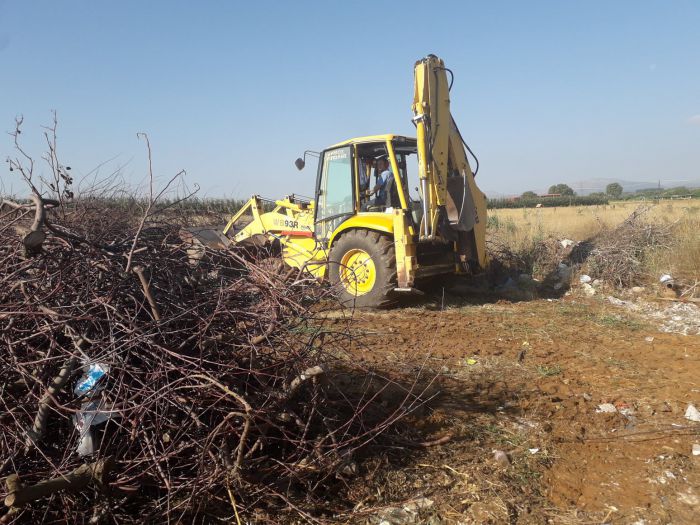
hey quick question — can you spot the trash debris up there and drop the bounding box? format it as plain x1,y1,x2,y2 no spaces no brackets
581,282,596,296
685,404,700,423
618,406,635,417
403,497,434,513
528,448,540,454
493,449,510,466
677,491,700,506
645,336,654,343
582,393,592,401
660,274,673,284
73,399,112,456
466,358,478,366
596,403,617,413
376,507,413,525
74,363,109,397
560,239,576,249
692,444,700,456
579,274,592,284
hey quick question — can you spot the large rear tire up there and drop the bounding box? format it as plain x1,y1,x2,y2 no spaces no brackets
328,230,397,308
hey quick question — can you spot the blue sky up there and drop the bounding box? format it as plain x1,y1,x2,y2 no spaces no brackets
1,1,699,198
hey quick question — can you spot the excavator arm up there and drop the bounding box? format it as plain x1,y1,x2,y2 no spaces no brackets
412,55,488,269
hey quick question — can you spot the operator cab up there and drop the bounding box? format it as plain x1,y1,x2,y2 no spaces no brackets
307,135,422,240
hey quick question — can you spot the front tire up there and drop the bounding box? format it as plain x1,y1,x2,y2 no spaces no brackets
328,230,397,308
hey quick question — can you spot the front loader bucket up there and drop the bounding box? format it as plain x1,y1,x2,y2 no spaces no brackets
181,226,232,250
179,225,233,267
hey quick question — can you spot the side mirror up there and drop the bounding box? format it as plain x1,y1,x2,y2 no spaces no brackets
294,158,305,171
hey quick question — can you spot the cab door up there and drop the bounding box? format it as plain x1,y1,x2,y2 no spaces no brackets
314,146,355,240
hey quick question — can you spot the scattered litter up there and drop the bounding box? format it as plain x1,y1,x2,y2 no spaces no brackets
692,444,700,456
73,399,112,456
465,358,478,366
403,497,434,513
607,295,700,336
607,295,633,307
528,448,540,454
74,363,109,397
493,449,510,466
596,403,617,413
664,470,676,480
645,336,654,343
376,507,412,525
685,404,700,423
582,393,592,401
560,239,575,248
521,341,530,347
677,491,700,506
579,274,592,284
612,401,635,416
581,282,596,296
660,274,673,284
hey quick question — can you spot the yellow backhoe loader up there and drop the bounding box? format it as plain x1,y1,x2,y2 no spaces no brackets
212,55,487,307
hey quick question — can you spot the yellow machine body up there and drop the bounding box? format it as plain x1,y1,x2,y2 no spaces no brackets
219,55,488,306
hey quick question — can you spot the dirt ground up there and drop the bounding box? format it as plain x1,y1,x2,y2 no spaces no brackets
327,292,700,524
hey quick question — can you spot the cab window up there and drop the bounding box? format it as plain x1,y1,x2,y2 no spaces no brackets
315,146,354,239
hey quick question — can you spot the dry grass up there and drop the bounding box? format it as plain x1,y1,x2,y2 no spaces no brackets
490,199,698,243
488,199,700,287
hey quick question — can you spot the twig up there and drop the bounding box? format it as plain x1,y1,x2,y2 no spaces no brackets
4,458,114,507
26,357,78,445
132,266,161,321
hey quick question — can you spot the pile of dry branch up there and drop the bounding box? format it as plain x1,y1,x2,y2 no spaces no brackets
0,197,426,524
583,206,675,287
0,125,424,523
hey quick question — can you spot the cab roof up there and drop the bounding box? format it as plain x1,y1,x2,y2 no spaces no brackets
328,134,416,149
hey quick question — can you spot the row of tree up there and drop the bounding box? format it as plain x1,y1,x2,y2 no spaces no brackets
519,182,623,199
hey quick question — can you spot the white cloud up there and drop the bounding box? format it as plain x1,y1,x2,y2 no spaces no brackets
689,115,700,125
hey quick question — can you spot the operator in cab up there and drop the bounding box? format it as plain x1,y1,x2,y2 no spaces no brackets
369,158,394,207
